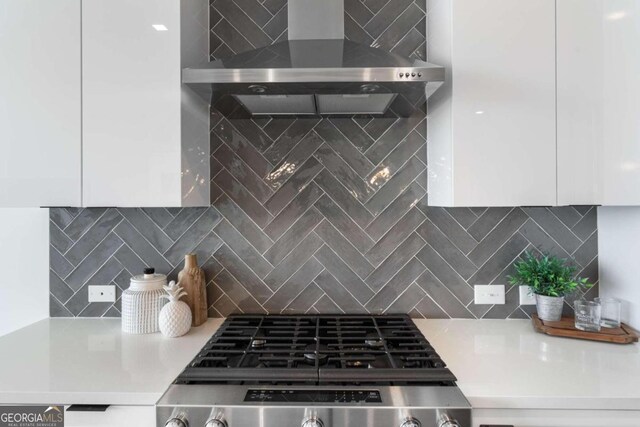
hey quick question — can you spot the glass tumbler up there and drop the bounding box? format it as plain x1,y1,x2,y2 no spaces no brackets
574,300,601,332
595,297,621,328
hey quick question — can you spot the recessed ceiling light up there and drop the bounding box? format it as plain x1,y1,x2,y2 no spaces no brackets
475,110,484,115
152,24,168,31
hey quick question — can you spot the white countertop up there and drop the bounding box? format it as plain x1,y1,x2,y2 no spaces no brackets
416,319,640,410
0,318,223,406
2,317,639,410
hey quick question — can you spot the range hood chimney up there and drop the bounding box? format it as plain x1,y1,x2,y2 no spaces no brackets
183,0,445,117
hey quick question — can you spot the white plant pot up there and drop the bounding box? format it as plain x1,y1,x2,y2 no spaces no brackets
535,294,564,321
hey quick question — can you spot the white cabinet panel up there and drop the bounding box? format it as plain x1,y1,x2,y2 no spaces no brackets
427,0,556,207
0,0,81,207
82,0,182,207
557,0,640,205
474,408,640,427
65,406,155,427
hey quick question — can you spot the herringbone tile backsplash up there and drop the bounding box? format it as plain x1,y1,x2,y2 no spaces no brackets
49,0,599,319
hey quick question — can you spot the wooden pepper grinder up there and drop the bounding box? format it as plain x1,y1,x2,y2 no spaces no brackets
177,253,208,326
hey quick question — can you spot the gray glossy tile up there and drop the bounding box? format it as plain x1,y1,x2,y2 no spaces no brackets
315,220,374,279
214,169,273,228
314,245,373,304
314,194,375,253
414,270,474,319
366,258,425,312
63,208,107,240
365,116,422,164
415,244,474,305
214,244,273,303
313,269,366,313
366,207,425,266
50,221,72,254
214,194,273,253
113,221,171,273
313,169,373,229
469,233,529,285
65,233,123,291
65,209,123,266
164,207,208,240
264,118,320,164
214,220,272,277
523,207,582,253
329,118,375,152
213,269,267,313
263,232,323,290
366,233,425,292
385,283,426,314
365,156,425,216
366,182,426,241
214,144,273,203
263,257,323,312
265,130,324,190
283,282,324,313
416,218,478,280
264,182,324,240
314,144,375,202
265,157,323,215
264,208,323,265
314,121,374,177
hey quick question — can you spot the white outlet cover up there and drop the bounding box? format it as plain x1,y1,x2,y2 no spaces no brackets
474,285,505,305
519,285,536,305
88,285,116,303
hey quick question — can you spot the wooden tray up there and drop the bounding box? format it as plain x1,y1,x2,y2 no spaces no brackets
532,314,639,344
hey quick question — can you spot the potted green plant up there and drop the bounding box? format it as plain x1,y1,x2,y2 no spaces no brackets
508,252,591,321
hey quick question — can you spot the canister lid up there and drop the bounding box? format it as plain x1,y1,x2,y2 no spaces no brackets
130,267,166,291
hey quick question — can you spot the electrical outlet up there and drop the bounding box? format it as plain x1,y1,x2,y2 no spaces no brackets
88,285,116,303
519,285,536,305
474,285,505,305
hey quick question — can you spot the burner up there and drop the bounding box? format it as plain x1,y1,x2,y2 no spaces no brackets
303,343,328,365
251,339,266,349
364,333,385,349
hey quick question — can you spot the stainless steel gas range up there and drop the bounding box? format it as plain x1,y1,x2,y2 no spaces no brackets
157,315,471,427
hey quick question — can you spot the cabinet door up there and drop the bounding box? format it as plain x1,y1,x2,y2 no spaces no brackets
82,0,182,207
451,0,557,206
0,0,81,207
557,0,640,205
65,406,155,427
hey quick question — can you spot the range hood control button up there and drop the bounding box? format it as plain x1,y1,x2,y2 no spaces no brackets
418,73,422,77
411,73,416,77
399,73,404,78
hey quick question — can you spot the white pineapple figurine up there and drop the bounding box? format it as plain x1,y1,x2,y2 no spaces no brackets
158,281,192,338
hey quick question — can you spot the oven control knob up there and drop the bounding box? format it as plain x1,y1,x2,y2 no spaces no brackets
165,415,189,427
302,416,324,427
205,418,227,427
437,414,461,427
401,417,421,427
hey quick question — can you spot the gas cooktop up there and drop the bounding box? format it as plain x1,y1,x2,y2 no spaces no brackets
159,315,471,427
175,314,457,386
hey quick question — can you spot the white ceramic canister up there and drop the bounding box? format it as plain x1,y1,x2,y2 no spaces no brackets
121,268,166,334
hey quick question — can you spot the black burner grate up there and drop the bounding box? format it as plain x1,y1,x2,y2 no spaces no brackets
176,315,456,386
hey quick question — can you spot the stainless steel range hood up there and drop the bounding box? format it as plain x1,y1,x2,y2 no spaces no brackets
183,0,445,117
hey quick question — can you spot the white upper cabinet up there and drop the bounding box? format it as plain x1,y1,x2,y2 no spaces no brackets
82,0,209,207
427,0,557,207
0,0,81,207
557,0,640,206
